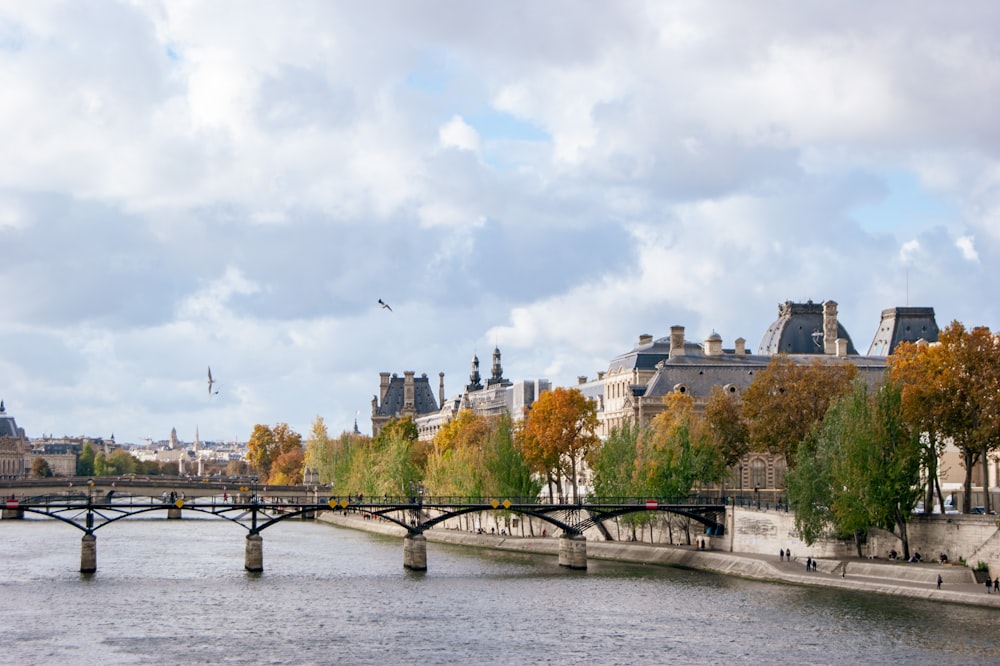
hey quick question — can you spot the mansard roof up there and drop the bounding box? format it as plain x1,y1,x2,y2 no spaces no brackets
375,373,439,417
867,306,940,356
758,301,858,355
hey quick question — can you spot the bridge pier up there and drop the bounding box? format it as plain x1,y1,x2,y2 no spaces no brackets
81,533,97,574
403,533,427,571
167,507,182,519
558,534,587,569
2,508,23,519
245,533,263,572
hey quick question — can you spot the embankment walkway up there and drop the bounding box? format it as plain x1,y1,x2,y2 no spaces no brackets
317,512,1000,610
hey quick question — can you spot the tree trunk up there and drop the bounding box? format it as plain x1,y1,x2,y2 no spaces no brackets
854,530,863,558
963,449,977,514
894,509,910,561
983,445,991,514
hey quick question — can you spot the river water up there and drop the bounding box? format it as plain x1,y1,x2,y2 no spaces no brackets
1,515,997,665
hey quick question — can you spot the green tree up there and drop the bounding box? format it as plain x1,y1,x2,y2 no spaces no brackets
482,413,541,502
77,443,95,476
787,380,923,557
93,452,107,476
105,449,137,476
587,419,642,499
31,457,53,478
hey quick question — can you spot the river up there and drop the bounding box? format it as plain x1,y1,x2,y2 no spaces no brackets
1,515,997,665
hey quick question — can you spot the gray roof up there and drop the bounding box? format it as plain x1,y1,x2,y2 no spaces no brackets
758,301,858,355
867,307,940,356
0,415,19,438
375,374,439,417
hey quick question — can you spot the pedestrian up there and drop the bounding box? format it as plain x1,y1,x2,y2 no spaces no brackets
805,556,812,571
995,577,999,592
937,574,943,589
986,577,993,593
780,548,784,561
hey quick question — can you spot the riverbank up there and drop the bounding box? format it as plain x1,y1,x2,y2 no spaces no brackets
317,512,1000,609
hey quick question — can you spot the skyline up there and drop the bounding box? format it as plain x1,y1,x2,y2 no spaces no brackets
2,2,999,444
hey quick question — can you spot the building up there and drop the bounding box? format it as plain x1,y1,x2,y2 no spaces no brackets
590,301,940,492
0,401,29,478
374,348,551,442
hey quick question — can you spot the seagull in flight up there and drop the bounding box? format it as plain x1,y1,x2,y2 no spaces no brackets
378,298,393,312
207,366,219,395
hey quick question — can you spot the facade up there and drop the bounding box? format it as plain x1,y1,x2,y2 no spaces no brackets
0,402,29,478
374,348,551,442
371,371,441,438
590,301,940,492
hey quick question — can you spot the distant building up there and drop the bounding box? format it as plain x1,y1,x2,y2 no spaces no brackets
0,401,29,478
374,348,550,442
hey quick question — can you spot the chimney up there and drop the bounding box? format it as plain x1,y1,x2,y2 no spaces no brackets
669,326,686,358
379,372,391,402
705,331,723,357
823,300,839,354
735,337,746,355
404,371,415,410
439,372,445,409
638,334,653,346
836,338,849,357
578,376,588,385
597,371,605,380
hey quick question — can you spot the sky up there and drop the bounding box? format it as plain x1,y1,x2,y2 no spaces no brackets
2,1,999,446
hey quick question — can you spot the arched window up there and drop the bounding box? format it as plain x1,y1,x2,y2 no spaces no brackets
773,458,787,489
750,457,767,490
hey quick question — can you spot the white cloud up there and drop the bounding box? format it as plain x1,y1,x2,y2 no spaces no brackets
1,1,999,443
438,115,480,152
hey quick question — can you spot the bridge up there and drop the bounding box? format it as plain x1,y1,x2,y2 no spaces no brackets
2,482,725,573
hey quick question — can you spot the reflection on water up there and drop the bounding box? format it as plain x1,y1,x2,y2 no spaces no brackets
1,517,997,665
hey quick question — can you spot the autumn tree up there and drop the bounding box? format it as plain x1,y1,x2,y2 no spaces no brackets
247,422,303,484
704,385,749,469
635,392,727,500
741,356,857,467
889,322,1000,513
31,457,53,478
269,447,305,485
424,410,491,498
519,387,599,502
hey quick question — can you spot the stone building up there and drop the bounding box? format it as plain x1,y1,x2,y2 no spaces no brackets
0,401,29,478
371,371,441,438
591,301,940,492
374,348,551,442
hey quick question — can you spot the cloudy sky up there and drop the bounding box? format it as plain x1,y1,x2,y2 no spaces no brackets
2,2,999,445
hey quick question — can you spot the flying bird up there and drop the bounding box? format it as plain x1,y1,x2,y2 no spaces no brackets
207,366,219,395
378,298,393,312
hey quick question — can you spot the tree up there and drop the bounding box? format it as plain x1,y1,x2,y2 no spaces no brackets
889,322,1000,513
482,413,541,502
519,387,599,502
635,392,726,500
247,423,303,484
77,443,95,476
270,447,305,485
787,380,923,557
742,356,857,467
587,419,642,500
31,457,53,478
105,449,137,476
704,385,750,469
